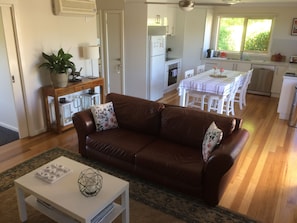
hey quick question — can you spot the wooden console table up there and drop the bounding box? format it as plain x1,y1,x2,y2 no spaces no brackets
42,78,104,133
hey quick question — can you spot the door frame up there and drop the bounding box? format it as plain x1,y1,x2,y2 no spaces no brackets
102,9,125,94
0,2,29,138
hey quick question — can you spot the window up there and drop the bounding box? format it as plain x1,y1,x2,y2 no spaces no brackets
216,17,273,53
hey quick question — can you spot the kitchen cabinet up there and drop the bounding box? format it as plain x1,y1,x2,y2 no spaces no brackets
147,5,176,36
271,65,287,97
218,60,251,72
277,75,297,120
204,61,219,70
166,6,176,36
147,5,166,26
203,59,251,72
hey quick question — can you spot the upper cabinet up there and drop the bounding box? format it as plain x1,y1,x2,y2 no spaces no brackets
147,5,176,36
166,6,176,36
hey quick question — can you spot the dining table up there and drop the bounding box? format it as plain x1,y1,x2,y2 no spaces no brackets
178,69,245,114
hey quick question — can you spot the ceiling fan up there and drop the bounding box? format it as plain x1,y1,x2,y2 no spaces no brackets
146,0,241,11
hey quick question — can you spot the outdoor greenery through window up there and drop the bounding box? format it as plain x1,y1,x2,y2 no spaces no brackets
217,17,273,53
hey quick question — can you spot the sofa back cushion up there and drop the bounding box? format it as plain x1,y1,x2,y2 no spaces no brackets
160,107,236,148
106,93,164,135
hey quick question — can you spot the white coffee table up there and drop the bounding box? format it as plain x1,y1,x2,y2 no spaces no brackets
14,156,129,223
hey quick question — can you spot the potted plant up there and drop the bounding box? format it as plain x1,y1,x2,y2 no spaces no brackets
39,48,76,88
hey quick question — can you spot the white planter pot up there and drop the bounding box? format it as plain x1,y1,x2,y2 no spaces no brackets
50,73,69,88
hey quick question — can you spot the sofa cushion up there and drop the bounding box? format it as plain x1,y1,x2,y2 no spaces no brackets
202,122,223,162
160,107,236,148
86,128,157,163
90,102,118,131
106,93,165,135
135,139,204,186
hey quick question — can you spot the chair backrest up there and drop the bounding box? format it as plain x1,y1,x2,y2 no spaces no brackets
246,69,253,85
184,69,195,79
196,64,205,74
241,69,254,90
228,76,242,101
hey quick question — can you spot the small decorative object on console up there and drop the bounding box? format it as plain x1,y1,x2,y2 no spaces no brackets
78,168,103,197
35,163,72,184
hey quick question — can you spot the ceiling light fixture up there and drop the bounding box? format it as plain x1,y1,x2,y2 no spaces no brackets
178,0,194,11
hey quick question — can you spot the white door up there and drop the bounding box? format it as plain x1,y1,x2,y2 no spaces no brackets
0,4,28,138
103,10,124,94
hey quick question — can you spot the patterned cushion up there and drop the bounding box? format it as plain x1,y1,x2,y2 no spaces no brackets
202,122,223,162
90,102,118,131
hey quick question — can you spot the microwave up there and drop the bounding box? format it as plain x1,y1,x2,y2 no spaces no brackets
289,56,297,63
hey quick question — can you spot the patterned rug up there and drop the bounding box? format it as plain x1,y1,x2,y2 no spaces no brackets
0,148,258,223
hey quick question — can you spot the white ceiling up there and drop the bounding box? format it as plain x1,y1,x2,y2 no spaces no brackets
145,0,297,6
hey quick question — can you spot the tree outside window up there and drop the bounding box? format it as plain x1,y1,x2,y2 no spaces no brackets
217,17,273,53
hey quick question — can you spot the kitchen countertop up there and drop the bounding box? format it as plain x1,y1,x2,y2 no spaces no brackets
285,72,297,78
166,58,180,62
203,57,294,66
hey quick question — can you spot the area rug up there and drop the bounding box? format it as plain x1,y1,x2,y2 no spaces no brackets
0,126,19,146
0,147,258,223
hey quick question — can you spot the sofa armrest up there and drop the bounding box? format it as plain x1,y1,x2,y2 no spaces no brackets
72,109,96,156
202,129,249,205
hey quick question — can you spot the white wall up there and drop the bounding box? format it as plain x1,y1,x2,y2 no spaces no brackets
182,8,207,71
124,2,148,98
15,0,98,136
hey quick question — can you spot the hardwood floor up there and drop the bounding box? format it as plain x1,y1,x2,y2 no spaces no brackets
1,91,297,223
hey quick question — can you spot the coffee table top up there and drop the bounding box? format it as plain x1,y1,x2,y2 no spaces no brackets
14,156,129,222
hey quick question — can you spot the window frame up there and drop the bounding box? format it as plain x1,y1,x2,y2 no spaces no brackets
214,15,275,55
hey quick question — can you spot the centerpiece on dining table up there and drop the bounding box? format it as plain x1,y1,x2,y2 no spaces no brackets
210,66,227,78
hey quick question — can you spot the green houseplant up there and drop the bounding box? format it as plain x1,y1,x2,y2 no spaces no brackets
39,48,75,88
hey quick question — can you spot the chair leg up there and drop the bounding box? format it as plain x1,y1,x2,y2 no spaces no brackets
225,102,230,116
185,91,190,107
242,92,247,107
201,95,205,110
207,98,213,112
239,95,243,110
231,101,235,116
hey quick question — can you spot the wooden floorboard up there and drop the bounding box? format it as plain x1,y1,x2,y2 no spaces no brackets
1,91,297,223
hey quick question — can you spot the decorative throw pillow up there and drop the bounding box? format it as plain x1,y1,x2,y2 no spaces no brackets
90,102,118,131
202,121,223,162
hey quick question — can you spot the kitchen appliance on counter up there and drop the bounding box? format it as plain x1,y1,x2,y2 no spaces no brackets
289,56,297,63
206,49,214,58
148,26,166,101
247,64,275,96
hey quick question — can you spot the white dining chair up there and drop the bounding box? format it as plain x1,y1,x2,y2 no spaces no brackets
234,69,253,110
184,69,206,110
196,64,206,74
184,69,195,79
207,76,241,116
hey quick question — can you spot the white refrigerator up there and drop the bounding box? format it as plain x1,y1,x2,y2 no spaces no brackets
149,35,166,101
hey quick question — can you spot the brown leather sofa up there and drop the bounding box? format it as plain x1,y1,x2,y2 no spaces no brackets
72,93,249,205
